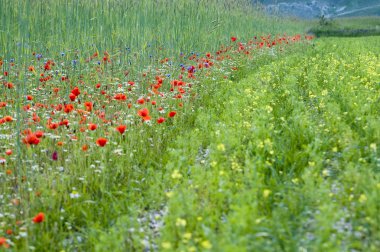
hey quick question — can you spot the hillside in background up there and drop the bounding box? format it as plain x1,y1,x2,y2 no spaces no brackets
257,0,380,19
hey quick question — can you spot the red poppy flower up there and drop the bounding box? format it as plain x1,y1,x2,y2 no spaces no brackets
157,117,165,124
88,123,97,131
44,63,51,71
35,131,44,138
32,113,41,123
84,102,93,112
231,36,237,42
23,104,31,111
137,108,151,121
32,212,45,223
47,122,59,130
82,144,88,151
24,133,40,145
114,93,127,101
168,111,176,118
4,116,13,122
59,119,69,126
0,236,9,248
137,98,145,104
116,125,127,134
5,82,14,89
71,87,81,96
64,104,74,113
96,137,107,147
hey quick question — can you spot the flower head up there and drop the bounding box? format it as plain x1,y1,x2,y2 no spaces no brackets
96,137,107,147
52,151,58,161
32,212,45,223
157,117,165,124
137,108,151,121
168,111,176,118
116,125,127,134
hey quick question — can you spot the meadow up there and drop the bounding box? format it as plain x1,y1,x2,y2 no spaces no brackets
0,0,379,251
308,16,380,37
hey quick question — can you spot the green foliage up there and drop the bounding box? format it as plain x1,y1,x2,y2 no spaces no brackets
0,0,379,251
318,15,333,26
96,37,380,251
309,16,380,37
0,0,305,57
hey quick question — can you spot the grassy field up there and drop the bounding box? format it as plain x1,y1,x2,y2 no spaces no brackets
1,0,379,251
308,16,380,37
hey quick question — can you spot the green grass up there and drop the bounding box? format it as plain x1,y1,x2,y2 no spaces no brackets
115,36,378,252
1,0,380,251
3,34,378,251
67,35,380,251
308,16,380,37
0,0,306,60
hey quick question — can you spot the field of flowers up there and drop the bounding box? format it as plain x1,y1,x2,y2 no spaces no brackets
1,0,379,251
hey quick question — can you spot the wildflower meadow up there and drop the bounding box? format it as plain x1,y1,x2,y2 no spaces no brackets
0,0,379,251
